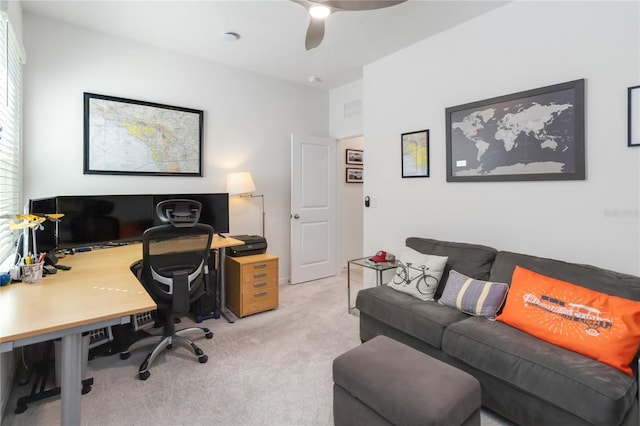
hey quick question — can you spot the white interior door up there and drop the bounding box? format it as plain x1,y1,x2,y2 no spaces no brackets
290,134,337,284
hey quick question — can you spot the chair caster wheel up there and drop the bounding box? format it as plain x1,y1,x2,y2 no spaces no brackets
205,332,213,339
120,352,130,360
199,355,208,364
139,370,150,380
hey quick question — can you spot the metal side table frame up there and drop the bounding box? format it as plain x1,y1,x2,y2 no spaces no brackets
347,257,399,314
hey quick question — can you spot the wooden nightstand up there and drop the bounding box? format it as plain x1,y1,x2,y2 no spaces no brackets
225,253,279,318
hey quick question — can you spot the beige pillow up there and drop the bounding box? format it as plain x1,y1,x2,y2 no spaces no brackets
387,247,448,301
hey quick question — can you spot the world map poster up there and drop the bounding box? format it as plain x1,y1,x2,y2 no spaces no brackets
446,79,584,182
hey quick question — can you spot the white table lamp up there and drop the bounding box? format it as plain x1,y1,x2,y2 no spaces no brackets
226,171,265,237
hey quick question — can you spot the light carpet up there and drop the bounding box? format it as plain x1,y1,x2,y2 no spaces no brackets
2,275,510,426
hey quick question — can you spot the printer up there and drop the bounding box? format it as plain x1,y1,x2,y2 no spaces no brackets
227,235,267,257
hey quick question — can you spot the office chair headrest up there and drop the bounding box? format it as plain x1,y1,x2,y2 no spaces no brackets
156,199,202,228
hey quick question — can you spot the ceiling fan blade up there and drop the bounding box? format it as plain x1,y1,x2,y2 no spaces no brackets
305,18,325,50
324,0,406,11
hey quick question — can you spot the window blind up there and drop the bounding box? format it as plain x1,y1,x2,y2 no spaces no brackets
0,13,23,264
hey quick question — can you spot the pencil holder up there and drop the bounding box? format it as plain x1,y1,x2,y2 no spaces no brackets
22,263,43,283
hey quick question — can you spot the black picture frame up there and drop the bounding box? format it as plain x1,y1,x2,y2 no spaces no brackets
401,129,429,178
446,79,585,182
83,93,204,176
346,167,363,183
346,149,363,165
628,85,640,147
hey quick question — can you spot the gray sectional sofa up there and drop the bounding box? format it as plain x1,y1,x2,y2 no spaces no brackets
356,237,640,426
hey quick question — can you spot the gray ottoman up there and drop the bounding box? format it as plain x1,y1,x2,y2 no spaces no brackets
333,335,481,426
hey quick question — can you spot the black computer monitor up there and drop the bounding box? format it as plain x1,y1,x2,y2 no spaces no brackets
56,195,155,249
30,193,229,250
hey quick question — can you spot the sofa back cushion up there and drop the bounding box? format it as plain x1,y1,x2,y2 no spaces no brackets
490,251,640,301
405,237,498,297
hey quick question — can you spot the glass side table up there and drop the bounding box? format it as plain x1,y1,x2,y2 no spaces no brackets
347,257,399,314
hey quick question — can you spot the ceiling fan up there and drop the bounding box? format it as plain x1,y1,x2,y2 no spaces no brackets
292,0,407,50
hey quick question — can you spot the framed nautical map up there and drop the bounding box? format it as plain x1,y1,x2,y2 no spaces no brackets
445,79,585,182
401,129,429,178
84,93,204,176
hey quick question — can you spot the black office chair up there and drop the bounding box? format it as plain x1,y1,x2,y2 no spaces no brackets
120,199,214,380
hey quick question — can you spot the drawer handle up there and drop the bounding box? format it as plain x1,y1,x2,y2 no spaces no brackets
254,272,268,278
254,282,267,288
253,263,267,269
254,291,267,297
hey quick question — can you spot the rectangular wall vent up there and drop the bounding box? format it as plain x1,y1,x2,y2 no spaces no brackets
343,99,362,118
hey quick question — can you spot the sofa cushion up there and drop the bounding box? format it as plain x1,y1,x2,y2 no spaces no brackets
387,247,448,301
442,316,637,425
497,266,640,376
490,251,640,301
355,285,468,349
438,270,509,319
406,237,498,298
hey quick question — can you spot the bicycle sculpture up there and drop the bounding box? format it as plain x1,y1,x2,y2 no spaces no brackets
392,261,440,296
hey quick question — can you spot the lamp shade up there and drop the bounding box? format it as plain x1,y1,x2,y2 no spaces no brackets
226,171,256,195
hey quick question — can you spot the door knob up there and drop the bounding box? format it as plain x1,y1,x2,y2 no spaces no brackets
292,214,300,219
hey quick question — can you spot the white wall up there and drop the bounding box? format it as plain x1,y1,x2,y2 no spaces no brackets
330,81,365,270
363,1,640,276
23,14,329,282
337,136,364,269
330,79,363,139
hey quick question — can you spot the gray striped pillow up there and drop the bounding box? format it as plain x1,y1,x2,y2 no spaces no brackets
438,270,509,319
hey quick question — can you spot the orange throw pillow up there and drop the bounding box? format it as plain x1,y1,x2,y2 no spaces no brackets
497,266,640,376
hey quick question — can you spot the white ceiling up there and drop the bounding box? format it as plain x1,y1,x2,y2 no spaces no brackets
21,0,508,90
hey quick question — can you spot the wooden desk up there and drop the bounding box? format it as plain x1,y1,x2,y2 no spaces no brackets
0,235,242,424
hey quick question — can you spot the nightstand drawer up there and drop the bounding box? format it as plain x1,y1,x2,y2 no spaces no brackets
241,287,279,316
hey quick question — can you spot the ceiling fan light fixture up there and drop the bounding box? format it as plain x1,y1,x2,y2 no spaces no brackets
309,5,331,19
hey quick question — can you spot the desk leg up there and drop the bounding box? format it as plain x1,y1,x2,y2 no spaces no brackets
218,248,237,323
61,333,82,425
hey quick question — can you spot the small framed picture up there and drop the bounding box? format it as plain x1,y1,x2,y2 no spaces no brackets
401,129,429,178
629,85,640,147
346,149,363,165
346,167,363,183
